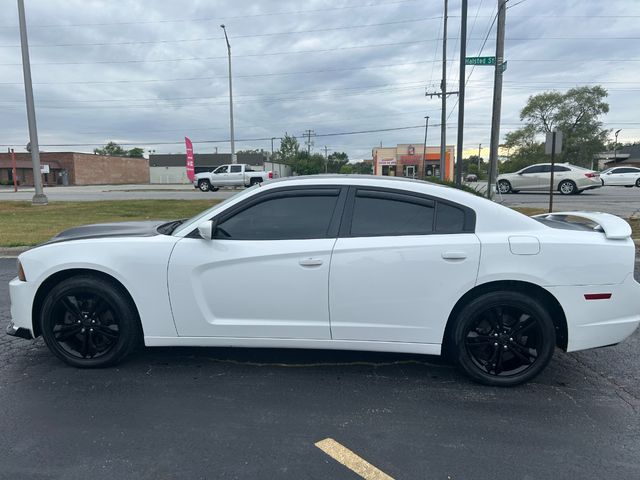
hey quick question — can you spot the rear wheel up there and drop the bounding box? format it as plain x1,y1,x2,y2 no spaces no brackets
249,177,261,187
497,180,512,194
198,179,211,192
450,291,556,386
558,180,576,195
40,275,140,368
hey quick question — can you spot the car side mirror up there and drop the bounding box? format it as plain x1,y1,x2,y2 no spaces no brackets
197,219,218,240
517,172,523,175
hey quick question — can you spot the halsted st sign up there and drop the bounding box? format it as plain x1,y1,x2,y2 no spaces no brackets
465,56,496,66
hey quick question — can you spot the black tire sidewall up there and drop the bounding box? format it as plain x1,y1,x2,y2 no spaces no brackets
636,178,640,187
40,275,139,368
451,291,556,387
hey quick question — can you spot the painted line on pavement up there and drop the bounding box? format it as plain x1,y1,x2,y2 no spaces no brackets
315,438,394,480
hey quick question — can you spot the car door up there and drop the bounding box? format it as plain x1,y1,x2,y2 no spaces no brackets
168,186,346,339
618,167,638,185
328,187,480,345
551,165,571,189
212,165,230,185
227,164,244,185
514,165,544,190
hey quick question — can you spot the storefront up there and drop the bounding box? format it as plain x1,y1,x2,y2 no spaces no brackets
372,144,455,181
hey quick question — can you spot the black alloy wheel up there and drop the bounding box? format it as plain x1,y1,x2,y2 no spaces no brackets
40,275,140,368
451,291,556,386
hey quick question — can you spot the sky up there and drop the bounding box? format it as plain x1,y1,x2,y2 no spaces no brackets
0,0,639,161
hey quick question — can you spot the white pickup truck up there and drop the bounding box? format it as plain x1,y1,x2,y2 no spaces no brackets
193,164,272,191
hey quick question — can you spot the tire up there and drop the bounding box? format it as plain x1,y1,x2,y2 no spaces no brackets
40,275,141,368
449,291,556,387
211,186,219,192
558,180,576,195
497,180,512,194
198,180,211,192
636,178,640,187
249,178,261,187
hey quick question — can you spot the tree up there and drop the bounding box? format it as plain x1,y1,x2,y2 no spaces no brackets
326,152,349,173
351,161,373,174
93,141,146,158
505,86,610,169
292,152,326,175
278,134,299,165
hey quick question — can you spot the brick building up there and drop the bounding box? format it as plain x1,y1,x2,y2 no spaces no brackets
372,144,455,181
0,152,149,186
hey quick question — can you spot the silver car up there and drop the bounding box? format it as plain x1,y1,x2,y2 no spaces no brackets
497,163,601,195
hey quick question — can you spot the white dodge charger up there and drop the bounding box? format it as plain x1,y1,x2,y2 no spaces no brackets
7,176,640,386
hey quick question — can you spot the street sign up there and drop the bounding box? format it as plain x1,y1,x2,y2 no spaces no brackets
40,164,50,174
545,131,563,155
499,61,508,73
465,56,496,66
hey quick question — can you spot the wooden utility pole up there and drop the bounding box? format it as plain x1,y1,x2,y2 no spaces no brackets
455,0,468,186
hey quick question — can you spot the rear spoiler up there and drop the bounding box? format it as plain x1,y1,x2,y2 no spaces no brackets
532,211,632,240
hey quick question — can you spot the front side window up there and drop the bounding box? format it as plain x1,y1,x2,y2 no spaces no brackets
215,190,340,240
214,166,229,174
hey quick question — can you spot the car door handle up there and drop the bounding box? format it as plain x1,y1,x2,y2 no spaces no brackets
299,258,324,267
442,251,467,260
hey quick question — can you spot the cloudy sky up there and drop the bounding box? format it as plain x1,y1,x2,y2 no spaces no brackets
1,0,638,160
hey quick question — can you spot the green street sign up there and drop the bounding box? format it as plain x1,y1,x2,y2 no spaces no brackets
465,56,496,66
499,61,508,73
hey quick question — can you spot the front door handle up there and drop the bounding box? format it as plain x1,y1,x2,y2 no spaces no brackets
299,258,324,267
442,251,467,260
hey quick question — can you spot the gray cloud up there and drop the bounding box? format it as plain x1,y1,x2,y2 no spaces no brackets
0,0,638,160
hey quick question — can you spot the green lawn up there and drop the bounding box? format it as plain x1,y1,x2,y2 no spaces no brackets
0,200,219,247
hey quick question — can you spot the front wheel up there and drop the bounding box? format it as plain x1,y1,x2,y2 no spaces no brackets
198,180,211,192
636,178,640,187
40,275,140,368
558,180,577,195
450,291,556,386
497,180,512,194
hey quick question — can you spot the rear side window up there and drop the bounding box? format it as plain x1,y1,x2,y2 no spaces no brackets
215,191,340,240
436,203,465,232
554,165,570,172
521,165,544,174
350,191,434,236
229,165,242,173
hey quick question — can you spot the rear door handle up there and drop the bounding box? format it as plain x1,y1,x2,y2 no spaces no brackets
442,251,467,260
299,258,324,267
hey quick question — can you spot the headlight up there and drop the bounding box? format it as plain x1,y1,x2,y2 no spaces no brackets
17,259,26,282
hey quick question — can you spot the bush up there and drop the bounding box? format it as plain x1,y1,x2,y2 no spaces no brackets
423,177,485,197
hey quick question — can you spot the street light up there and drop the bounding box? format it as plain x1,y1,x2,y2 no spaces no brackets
614,129,622,165
220,24,236,164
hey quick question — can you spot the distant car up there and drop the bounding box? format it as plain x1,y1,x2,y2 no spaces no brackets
599,166,640,187
194,163,272,191
465,174,478,182
497,163,601,195
8,176,640,387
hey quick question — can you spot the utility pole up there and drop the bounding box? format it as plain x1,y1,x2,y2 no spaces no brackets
487,0,507,199
478,143,482,171
323,145,329,173
422,116,430,175
17,0,47,205
455,0,468,186
303,129,315,154
9,148,18,192
440,0,448,181
220,25,236,164
614,129,621,165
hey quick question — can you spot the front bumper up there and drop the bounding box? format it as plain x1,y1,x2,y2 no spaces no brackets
6,321,33,340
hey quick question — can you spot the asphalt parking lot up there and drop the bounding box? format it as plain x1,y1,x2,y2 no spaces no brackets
1,258,639,480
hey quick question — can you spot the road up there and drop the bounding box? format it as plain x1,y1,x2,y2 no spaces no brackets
1,258,639,480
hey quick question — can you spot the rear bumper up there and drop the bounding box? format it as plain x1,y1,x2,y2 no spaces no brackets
546,273,640,352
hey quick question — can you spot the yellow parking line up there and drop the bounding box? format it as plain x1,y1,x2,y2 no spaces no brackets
315,438,395,480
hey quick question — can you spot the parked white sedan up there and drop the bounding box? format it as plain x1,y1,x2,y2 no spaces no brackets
8,176,640,386
600,166,640,187
497,162,601,195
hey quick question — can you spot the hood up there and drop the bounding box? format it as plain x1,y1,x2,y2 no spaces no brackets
44,220,168,245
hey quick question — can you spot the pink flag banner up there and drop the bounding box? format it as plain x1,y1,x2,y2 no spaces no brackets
185,137,195,181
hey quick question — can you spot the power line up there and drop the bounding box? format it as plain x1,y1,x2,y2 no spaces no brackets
0,0,424,28
0,17,442,48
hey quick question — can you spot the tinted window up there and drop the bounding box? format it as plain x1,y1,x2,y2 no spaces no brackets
229,165,242,173
215,166,228,174
521,166,543,174
618,168,637,173
436,203,465,232
553,165,570,172
350,191,434,236
215,192,339,240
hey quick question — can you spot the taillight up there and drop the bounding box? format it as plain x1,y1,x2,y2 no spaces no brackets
584,172,597,178
268,171,273,179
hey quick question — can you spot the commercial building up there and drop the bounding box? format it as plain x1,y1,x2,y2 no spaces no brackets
594,144,640,170
372,144,455,181
149,152,267,184
0,152,149,186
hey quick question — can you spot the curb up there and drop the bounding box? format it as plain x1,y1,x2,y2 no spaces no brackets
0,246,30,257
